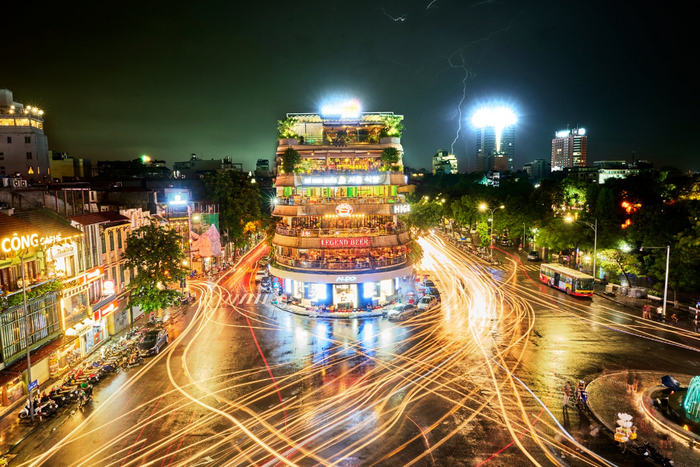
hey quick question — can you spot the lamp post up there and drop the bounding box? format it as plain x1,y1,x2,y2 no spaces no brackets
522,223,526,250
640,245,671,318
479,203,504,259
565,217,598,278
19,250,35,422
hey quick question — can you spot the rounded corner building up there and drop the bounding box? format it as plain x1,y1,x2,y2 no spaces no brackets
269,102,414,311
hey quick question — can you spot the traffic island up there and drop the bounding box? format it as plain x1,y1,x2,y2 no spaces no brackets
586,370,700,466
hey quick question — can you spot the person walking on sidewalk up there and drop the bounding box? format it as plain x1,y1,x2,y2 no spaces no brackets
563,381,572,409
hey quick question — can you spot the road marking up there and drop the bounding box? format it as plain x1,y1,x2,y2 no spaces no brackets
247,294,255,304
254,294,261,303
231,294,239,304
239,294,247,305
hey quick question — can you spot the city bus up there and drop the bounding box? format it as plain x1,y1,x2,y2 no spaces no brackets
539,263,595,297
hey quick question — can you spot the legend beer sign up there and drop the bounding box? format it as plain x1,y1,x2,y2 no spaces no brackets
320,238,370,248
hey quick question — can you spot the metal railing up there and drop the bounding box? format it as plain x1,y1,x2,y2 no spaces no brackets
273,254,408,271
276,224,408,238
275,195,405,206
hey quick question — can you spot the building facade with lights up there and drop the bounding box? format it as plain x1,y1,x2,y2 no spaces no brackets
432,150,458,175
269,105,413,311
0,88,50,181
551,127,587,171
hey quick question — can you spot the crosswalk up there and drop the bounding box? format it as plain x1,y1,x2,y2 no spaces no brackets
230,292,276,306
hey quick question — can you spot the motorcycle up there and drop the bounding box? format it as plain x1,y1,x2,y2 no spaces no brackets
122,352,144,369
18,399,57,419
77,387,92,410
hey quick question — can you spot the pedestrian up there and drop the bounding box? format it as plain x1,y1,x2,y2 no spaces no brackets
627,370,635,393
642,304,650,319
563,381,572,408
657,306,664,321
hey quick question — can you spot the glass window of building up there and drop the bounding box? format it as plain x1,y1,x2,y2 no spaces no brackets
109,231,114,251
101,233,106,254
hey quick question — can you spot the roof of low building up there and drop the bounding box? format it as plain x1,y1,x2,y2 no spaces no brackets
69,213,110,226
13,209,83,238
0,212,41,239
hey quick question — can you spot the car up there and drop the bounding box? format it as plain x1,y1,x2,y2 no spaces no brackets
254,268,267,282
423,279,436,288
386,304,417,320
139,328,168,356
260,257,270,266
527,251,541,261
417,295,439,311
260,276,272,292
426,288,441,300
501,238,512,247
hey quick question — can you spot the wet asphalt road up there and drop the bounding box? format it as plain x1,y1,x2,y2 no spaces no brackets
4,237,700,466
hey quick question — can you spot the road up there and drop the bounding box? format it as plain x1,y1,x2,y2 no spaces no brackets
3,236,700,466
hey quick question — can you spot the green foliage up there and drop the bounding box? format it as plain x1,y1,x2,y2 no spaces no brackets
406,201,443,232
203,170,263,247
3,281,63,309
281,147,301,173
380,147,401,168
597,248,642,286
277,117,299,139
124,223,188,313
476,222,491,247
407,239,424,264
379,115,404,138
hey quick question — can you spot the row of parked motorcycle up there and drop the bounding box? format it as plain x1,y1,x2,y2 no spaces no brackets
18,326,150,420
445,236,501,265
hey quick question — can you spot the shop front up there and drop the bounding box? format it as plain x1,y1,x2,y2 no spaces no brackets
91,298,118,350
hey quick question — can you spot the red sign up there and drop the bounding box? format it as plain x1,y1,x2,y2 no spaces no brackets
320,237,370,248
81,266,104,284
94,300,119,321
489,245,495,249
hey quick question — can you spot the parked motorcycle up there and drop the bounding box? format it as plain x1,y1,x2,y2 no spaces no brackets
18,399,57,419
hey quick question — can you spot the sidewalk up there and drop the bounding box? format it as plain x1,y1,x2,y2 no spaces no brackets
586,370,700,467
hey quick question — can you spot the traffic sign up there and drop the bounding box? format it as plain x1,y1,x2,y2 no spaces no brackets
28,380,38,392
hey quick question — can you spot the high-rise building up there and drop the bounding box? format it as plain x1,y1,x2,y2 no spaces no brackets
523,159,551,181
270,102,413,310
255,158,270,177
432,150,458,174
0,88,50,181
474,107,516,173
551,127,587,171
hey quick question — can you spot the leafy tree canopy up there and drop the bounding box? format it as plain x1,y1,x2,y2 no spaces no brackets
124,223,188,312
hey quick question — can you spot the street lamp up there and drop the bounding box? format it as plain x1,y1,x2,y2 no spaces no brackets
479,203,504,259
565,216,598,278
640,245,671,318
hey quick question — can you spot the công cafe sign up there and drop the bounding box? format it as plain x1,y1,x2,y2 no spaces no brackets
1,233,68,253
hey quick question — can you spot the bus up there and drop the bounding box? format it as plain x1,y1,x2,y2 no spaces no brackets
539,263,595,297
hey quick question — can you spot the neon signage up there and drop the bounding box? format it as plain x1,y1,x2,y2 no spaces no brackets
335,203,353,217
321,99,361,119
320,238,370,248
94,300,119,321
81,266,104,284
0,233,68,253
300,175,383,186
335,276,357,282
392,204,410,214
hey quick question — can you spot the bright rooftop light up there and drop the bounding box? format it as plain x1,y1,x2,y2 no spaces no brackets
472,106,517,128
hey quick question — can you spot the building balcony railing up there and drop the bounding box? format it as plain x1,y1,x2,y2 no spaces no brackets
273,254,408,272
276,223,407,238
275,195,405,206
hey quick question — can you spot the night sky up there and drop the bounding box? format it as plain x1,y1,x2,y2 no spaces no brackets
3,0,694,172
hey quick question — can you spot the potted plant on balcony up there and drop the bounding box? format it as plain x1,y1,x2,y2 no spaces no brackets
278,116,300,145
380,147,401,171
282,147,302,173
379,115,403,144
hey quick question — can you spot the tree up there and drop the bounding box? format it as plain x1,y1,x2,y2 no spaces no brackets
406,201,443,232
202,170,263,250
379,115,404,137
380,147,401,169
125,223,188,313
281,147,301,173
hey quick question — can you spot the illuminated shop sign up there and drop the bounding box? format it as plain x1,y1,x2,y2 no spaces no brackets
94,300,119,321
335,276,357,282
0,233,67,253
297,174,387,186
320,237,370,248
321,99,361,119
80,266,104,284
167,193,188,205
335,203,353,217
392,204,410,214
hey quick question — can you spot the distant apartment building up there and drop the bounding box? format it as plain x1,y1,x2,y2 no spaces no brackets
172,154,240,179
551,127,587,171
0,88,50,182
432,150,458,174
523,159,551,181
49,151,92,181
255,159,271,177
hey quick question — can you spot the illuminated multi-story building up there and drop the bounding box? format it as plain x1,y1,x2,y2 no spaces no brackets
474,107,516,172
551,127,587,171
0,88,50,181
432,150,458,174
269,102,413,310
